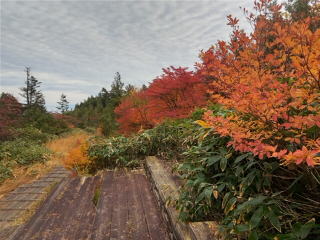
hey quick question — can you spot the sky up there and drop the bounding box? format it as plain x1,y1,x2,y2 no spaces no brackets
1,0,257,111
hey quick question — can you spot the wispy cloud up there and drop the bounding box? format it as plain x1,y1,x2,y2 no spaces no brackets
1,0,255,110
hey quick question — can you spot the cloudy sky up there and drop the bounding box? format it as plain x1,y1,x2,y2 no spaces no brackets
1,0,256,111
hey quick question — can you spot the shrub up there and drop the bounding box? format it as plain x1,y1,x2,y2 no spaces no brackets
0,139,50,166
22,107,69,135
176,127,320,239
200,0,320,166
87,118,201,171
0,93,23,140
13,126,52,144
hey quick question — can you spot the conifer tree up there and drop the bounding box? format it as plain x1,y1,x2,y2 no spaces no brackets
57,93,69,113
20,67,45,109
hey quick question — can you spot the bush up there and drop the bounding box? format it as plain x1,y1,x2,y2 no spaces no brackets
23,107,69,135
0,160,13,183
0,139,50,166
176,128,320,239
13,126,52,143
87,118,201,171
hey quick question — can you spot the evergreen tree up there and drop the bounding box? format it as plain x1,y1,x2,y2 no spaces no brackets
29,76,45,108
20,67,31,106
57,93,69,113
20,67,45,109
125,84,135,94
109,72,125,101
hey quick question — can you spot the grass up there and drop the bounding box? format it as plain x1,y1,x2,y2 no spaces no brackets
0,129,91,196
92,186,101,206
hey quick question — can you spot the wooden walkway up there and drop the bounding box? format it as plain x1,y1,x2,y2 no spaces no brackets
11,171,169,240
0,166,70,240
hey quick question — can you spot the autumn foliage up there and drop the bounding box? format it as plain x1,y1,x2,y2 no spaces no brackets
200,0,320,166
115,67,207,134
0,93,23,140
115,90,152,134
115,0,319,167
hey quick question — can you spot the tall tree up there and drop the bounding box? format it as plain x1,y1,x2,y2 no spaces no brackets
56,93,69,113
20,68,45,109
109,72,125,101
20,67,31,105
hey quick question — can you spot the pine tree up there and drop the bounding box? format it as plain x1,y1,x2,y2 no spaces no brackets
57,93,69,113
20,67,45,109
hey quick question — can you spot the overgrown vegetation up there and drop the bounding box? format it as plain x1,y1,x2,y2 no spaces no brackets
0,68,70,183
0,127,51,183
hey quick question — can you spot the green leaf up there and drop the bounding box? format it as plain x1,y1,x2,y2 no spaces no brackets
222,192,231,209
268,208,281,232
294,219,316,239
235,195,267,214
224,197,237,214
234,153,250,165
235,224,250,232
207,155,221,166
217,183,226,192
250,206,264,229
220,157,227,172
248,231,259,240
235,166,244,177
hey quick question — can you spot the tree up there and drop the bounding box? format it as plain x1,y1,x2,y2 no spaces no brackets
114,67,208,134
145,67,207,123
115,90,153,134
0,93,23,140
20,67,45,109
286,0,320,30
57,93,69,113
109,72,125,102
125,84,135,94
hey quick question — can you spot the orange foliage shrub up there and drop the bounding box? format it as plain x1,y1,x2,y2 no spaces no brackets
200,0,320,166
46,132,91,171
63,139,90,170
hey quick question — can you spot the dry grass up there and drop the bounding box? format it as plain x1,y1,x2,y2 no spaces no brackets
0,130,91,197
60,133,91,171
46,131,90,166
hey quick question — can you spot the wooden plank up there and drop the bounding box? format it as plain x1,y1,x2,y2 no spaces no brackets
0,200,32,211
135,174,169,240
69,175,101,240
13,178,76,240
109,174,129,240
10,170,170,240
43,177,92,240
0,209,23,221
93,171,114,240
126,173,150,240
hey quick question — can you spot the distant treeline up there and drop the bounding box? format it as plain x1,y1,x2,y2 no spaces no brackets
68,72,140,135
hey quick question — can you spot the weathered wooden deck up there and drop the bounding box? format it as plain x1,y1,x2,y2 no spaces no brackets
12,171,169,240
0,166,70,240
